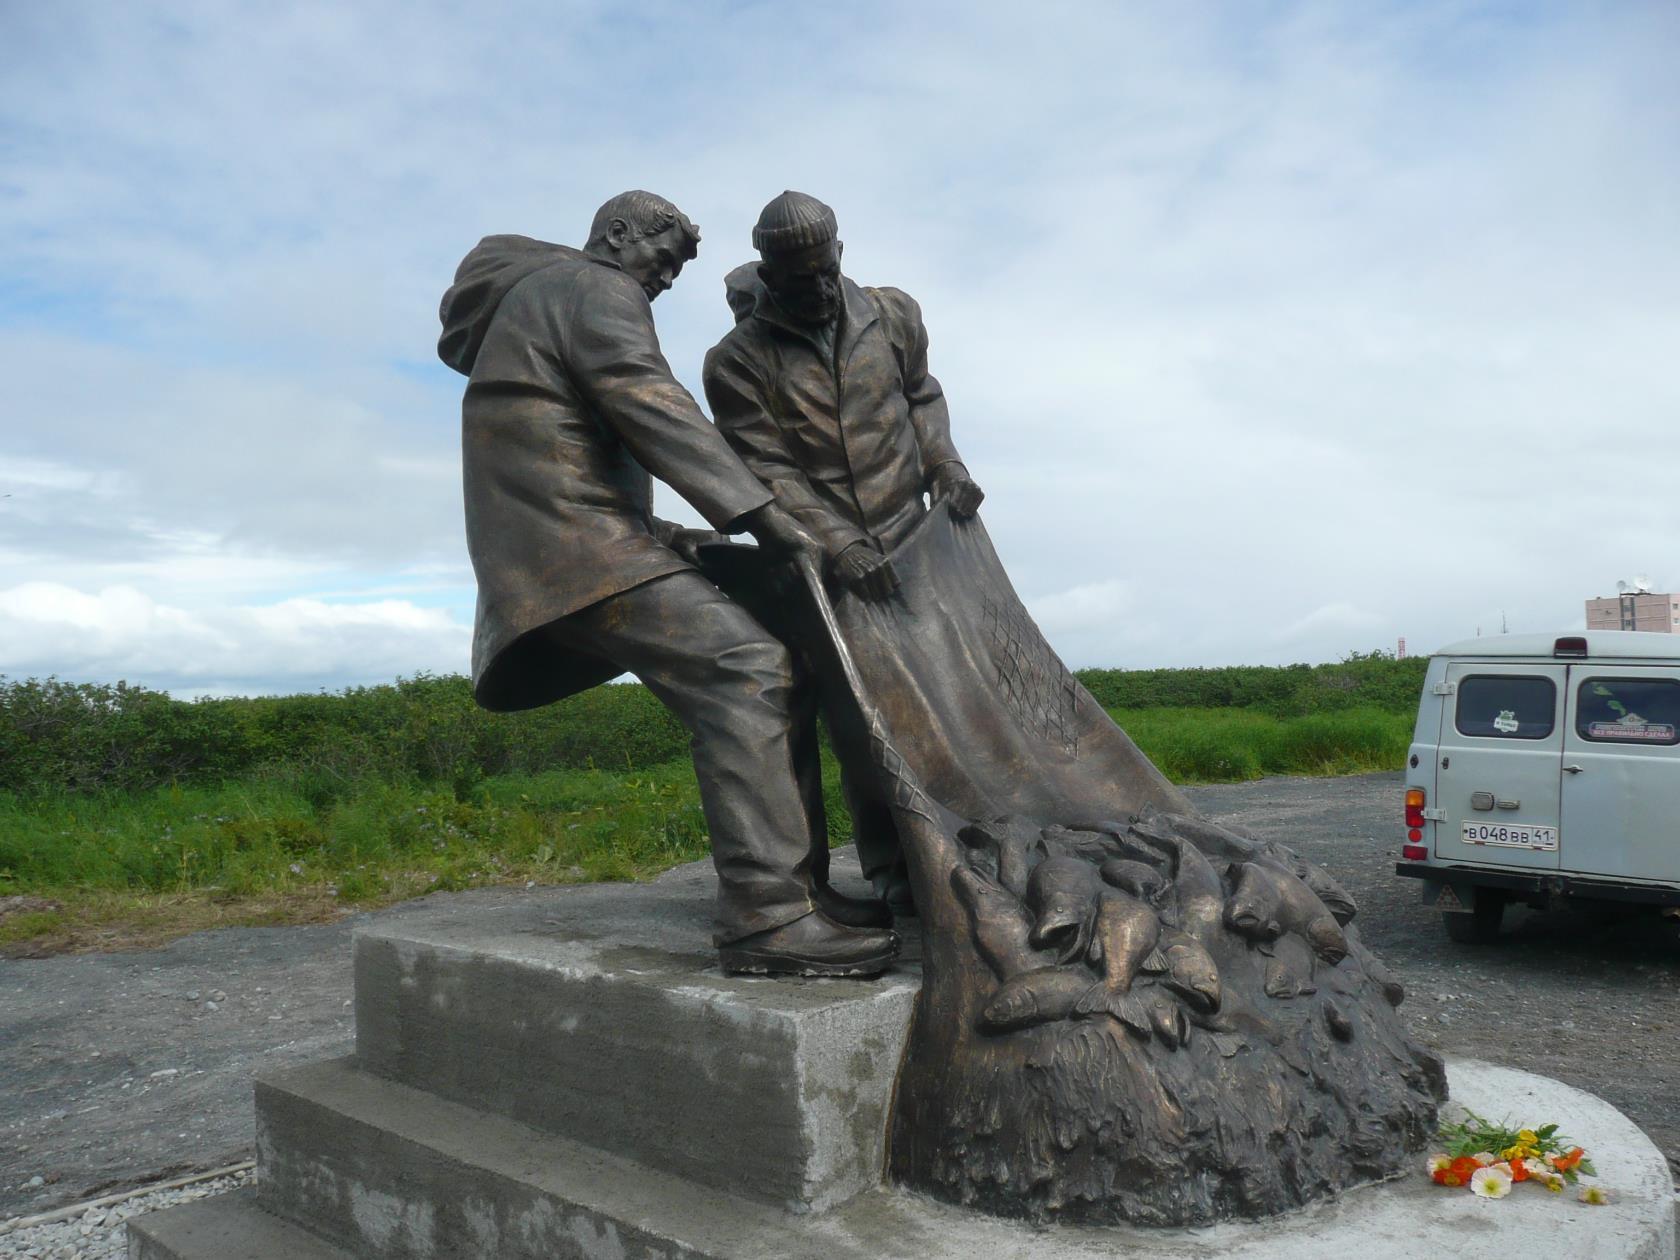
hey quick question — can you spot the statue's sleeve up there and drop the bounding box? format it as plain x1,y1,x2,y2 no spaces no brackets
561,269,773,531
703,341,870,559
872,287,963,486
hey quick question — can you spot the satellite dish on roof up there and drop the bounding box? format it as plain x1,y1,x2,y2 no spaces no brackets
1617,580,1629,594
1634,574,1654,593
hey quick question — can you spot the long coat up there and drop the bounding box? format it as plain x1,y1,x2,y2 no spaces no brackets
702,275,963,557
439,236,772,711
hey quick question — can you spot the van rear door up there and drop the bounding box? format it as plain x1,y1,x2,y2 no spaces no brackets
1560,667,1680,884
1435,663,1564,871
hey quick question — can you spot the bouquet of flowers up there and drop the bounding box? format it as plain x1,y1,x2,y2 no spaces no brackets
1426,1109,1606,1203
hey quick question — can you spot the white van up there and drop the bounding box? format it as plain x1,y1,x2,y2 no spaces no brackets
1397,632,1680,942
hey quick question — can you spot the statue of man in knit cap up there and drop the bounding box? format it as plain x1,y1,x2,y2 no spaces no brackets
438,190,899,976
703,190,984,914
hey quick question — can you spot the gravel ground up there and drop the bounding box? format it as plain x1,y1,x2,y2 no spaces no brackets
0,1169,252,1259
3,770,1678,1249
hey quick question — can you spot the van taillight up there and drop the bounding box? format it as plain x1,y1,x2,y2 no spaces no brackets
1403,788,1428,858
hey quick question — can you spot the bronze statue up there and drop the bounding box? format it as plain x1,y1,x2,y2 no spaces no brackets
442,187,1443,1227
698,192,1445,1226
704,191,984,914
438,191,898,977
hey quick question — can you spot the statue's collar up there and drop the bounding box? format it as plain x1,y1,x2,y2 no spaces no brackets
753,276,878,362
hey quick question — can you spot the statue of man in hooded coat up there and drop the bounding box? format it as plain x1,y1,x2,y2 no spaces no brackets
437,190,898,976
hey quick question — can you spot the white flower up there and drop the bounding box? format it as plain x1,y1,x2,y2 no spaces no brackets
1470,1150,1499,1165
1425,1153,1451,1175
1470,1166,1512,1199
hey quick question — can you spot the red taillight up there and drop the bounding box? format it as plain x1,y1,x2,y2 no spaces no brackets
1404,788,1426,829
1402,788,1429,860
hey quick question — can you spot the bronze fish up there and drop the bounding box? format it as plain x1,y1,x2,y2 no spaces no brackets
979,967,1098,1032
1098,858,1169,904
1225,862,1349,963
1025,856,1105,964
951,864,1050,980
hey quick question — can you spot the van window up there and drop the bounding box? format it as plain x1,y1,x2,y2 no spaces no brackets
1455,675,1556,739
1576,677,1680,745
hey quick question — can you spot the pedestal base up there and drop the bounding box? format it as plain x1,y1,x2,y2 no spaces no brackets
128,870,1674,1259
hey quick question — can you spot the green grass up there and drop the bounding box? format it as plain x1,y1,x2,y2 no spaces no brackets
1119,705,1411,783
0,706,1406,953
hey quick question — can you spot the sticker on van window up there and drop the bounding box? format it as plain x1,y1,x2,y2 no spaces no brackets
1585,718,1677,742
1492,709,1519,734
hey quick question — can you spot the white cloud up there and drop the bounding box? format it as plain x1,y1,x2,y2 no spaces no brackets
0,1,1675,688
0,582,469,695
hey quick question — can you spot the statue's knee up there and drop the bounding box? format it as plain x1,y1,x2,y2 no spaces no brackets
715,635,794,702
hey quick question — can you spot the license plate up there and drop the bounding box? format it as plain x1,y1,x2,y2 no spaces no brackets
1461,821,1558,850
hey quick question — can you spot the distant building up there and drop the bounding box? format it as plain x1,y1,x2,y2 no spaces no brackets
1585,590,1680,633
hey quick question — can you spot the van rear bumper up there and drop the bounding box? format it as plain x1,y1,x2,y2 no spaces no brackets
1395,863,1680,908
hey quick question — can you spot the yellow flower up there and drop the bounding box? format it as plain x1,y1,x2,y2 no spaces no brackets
1539,1173,1565,1194
1578,1185,1610,1205
1516,1129,1538,1145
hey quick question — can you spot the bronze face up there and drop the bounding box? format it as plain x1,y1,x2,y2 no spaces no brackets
609,221,691,301
758,238,843,325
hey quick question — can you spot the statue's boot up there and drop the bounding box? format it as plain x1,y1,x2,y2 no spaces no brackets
872,866,919,920
815,880,895,929
719,910,900,978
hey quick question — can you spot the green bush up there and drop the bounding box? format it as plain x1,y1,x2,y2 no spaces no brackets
0,651,1425,802
1078,651,1427,717
0,674,688,798
1118,706,1410,783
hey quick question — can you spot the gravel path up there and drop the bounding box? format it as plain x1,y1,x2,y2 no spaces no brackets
3,771,1678,1248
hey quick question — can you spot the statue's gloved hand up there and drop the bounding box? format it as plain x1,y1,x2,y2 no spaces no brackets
931,462,985,518
669,527,729,566
737,502,824,565
833,541,900,601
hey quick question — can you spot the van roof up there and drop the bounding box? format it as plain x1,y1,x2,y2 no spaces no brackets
1431,631,1680,660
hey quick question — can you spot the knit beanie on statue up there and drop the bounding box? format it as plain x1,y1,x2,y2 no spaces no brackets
751,191,837,256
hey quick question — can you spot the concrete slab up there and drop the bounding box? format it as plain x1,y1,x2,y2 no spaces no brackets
351,861,917,1212
132,1056,1672,1260
127,1186,354,1260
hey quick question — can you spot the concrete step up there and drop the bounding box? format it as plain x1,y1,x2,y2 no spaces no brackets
349,877,917,1211
251,1054,891,1260
138,1058,1677,1260
126,1187,354,1260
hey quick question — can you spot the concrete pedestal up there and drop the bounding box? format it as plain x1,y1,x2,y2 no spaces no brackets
129,860,1676,1260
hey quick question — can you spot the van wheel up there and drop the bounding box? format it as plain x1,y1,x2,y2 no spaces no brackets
1442,893,1504,944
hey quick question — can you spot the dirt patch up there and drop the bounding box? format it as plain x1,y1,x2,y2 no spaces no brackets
0,890,352,960
0,896,63,923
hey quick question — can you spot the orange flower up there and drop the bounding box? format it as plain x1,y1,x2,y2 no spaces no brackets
1434,1169,1463,1187
1509,1159,1529,1183
1550,1147,1585,1172
1449,1156,1482,1183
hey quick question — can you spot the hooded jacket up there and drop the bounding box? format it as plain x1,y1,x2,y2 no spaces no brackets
703,270,962,558
439,235,773,711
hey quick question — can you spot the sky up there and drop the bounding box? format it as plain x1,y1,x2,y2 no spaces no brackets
1,0,1676,696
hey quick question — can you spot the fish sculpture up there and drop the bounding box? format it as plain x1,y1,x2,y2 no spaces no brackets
1098,857,1170,905
1225,861,1349,963
979,967,1100,1032
951,864,1051,980
1024,856,1107,964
